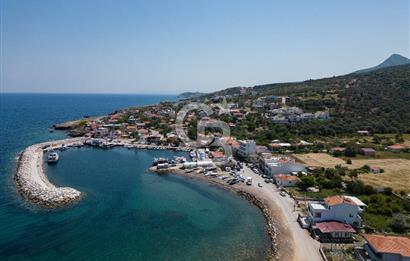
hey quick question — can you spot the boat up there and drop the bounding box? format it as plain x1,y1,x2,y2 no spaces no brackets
152,157,169,166
47,151,59,164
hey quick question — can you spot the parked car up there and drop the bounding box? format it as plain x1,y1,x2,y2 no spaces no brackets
280,191,287,197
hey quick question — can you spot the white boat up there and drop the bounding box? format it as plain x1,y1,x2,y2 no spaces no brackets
47,152,59,163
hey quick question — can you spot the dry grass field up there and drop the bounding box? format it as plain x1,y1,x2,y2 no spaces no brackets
294,153,410,192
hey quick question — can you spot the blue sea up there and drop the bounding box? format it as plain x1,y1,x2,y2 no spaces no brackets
0,93,269,260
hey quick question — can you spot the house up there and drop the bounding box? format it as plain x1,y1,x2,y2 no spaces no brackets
270,142,292,150
270,116,289,124
314,111,330,120
385,144,407,153
311,221,356,243
256,145,270,154
360,148,376,156
260,155,305,177
329,147,346,155
211,151,225,160
223,137,240,153
147,135,162,144
135,123,146,129
362,234,410,261
127,117,137,125
237,140,257,158
252,99,265,109
275,174,299,187
357,130,370,136
307,195,366,227
94,127,109,138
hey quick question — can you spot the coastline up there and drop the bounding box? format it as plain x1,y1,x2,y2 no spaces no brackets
14,138,85,208
149,166,311,261
14,139,320,260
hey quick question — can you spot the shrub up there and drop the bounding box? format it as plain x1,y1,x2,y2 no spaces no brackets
389,214,407,232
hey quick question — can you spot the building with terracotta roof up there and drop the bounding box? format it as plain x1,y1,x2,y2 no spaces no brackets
308,195,366,227
385,144,407,153
311,221,356,243
362,234,410,261
329,147,346,155
275,174,299,187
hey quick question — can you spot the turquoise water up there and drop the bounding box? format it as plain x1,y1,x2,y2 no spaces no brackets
0,94,270,260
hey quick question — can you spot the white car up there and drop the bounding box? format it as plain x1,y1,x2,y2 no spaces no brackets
280,191,286,197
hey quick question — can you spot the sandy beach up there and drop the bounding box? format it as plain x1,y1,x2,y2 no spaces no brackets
150,165,321,261
14,138,85,208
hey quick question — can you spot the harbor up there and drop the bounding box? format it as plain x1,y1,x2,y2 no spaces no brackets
14,138,85,208
14,136,192,208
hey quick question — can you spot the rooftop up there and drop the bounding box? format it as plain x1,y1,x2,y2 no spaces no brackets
325,195,366,207
364,234,410,257
276,174,298,181
309,203,326,211
313,221,356,233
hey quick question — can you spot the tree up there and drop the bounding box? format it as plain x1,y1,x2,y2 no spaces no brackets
297,176,315,191
395,133,405,143
389,213,407,232
344,143,358,157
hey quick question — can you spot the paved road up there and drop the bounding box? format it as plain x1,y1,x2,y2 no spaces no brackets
241,166,321,261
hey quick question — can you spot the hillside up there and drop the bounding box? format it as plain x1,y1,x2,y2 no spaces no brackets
195,64,410,137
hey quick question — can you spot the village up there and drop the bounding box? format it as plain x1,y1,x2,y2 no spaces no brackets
53,90,410,261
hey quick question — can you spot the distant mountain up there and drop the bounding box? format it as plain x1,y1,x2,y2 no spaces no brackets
353,54,410,74
178,92,206,99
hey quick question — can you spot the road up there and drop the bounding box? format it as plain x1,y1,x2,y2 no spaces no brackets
240,166,321,261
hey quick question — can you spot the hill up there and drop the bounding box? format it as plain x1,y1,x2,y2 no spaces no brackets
196,64,410,138
178,92,206,99
353,54,410,74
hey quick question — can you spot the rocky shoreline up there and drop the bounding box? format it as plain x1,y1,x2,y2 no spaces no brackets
14,138,84,208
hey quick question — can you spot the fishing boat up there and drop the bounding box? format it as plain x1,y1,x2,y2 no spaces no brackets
47,151,59,164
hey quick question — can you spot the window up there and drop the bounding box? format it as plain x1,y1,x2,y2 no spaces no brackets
315,212,321,218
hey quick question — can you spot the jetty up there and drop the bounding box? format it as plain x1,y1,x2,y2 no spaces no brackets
14,138,85,208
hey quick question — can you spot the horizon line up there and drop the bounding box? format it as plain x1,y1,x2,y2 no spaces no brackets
0,91,184,96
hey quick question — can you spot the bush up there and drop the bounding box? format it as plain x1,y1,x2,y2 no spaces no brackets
383,187,393,195
389,214,407,232
297,176,316,191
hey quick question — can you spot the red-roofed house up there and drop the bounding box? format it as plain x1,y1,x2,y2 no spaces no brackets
275,174,299,187
329,147,346,155
308,195,366,226
211,151,225,159
363,234,410,261
312,221,356,243
385,144,407,153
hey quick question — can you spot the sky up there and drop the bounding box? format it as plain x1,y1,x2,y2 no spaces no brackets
1,0,409,94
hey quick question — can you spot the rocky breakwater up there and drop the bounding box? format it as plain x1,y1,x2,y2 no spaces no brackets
14,138,84,208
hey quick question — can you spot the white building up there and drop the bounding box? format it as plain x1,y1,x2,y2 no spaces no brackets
237,140,256,158
260,156,305,177
308,195,366,226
